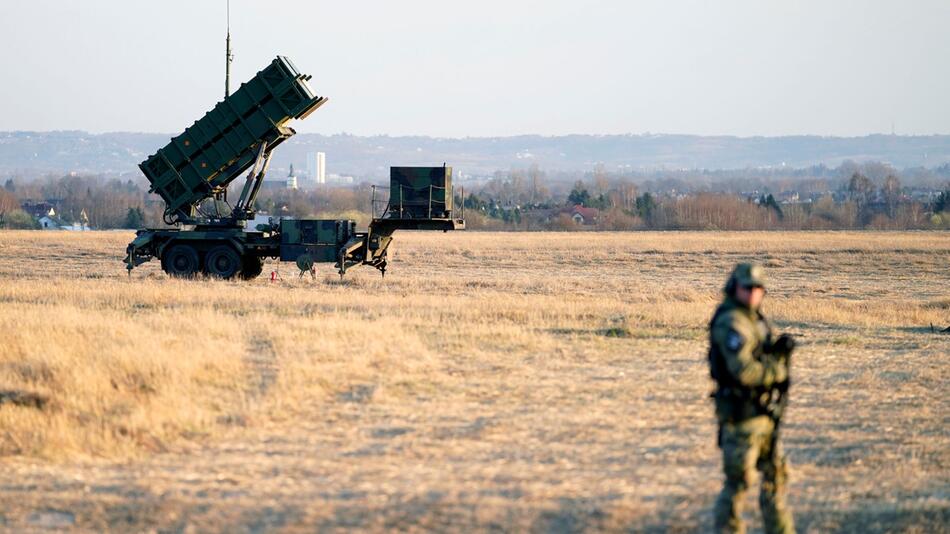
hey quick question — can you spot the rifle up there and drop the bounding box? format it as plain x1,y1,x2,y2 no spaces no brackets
766,334,795,459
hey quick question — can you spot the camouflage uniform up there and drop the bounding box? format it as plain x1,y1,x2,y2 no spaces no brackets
708,264,794,534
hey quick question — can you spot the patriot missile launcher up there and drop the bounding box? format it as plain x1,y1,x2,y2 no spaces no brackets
125,56,463,279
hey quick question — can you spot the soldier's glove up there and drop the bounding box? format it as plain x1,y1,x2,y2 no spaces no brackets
772,334,796,357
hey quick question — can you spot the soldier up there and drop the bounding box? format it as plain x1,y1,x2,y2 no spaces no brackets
708,263,796,534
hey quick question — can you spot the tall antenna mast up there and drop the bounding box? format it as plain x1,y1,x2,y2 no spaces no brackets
225,0,233,98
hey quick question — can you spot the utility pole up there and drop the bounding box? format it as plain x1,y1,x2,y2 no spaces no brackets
225,0,233,98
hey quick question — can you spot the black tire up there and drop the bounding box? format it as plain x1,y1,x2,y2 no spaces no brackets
205,245,241,279
240,256,264,280
161,244,200,278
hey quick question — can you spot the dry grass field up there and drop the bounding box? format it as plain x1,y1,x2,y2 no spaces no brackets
0,230,947,532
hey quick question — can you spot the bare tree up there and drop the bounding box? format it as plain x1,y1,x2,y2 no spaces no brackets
592,164,609,197
848,172,875,226
862,161,897,182
848,172,874,205
615,179,638,211
0,189,18,227
528,163,547,205
881,174,901,217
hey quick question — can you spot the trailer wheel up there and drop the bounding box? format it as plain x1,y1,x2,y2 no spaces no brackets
205,245,241,279
240,256,264,280
161,244,200,278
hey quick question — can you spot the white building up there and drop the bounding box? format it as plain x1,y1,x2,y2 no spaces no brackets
307,152,326,184
327,173,354,184
286,164,298,190
38,215,60,230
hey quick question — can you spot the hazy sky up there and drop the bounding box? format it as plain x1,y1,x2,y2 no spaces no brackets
2,1,948,137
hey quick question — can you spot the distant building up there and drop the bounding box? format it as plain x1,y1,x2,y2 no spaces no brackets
38,210,90,231
327,173,354,184
561,204,600,225
777,191,800,203
286,164,298,190
261,165,300,191
38,215,62,230
307,152,326,184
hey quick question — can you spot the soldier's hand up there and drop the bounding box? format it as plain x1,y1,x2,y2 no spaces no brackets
773,334,796,356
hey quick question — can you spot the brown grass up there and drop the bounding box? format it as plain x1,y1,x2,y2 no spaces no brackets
0,230,947,532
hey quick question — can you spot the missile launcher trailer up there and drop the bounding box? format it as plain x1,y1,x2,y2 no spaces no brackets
125,56,464,280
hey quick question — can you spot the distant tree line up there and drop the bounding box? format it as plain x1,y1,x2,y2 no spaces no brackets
1,160,948,231
0,173,378,230
459,161,950,231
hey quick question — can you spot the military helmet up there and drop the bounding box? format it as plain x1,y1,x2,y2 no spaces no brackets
725,262,767,293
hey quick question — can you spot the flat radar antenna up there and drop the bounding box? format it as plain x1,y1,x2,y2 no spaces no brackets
225,0,233,98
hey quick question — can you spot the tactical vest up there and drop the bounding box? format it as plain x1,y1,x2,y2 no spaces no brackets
708,300,782,422
707,301,768,385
